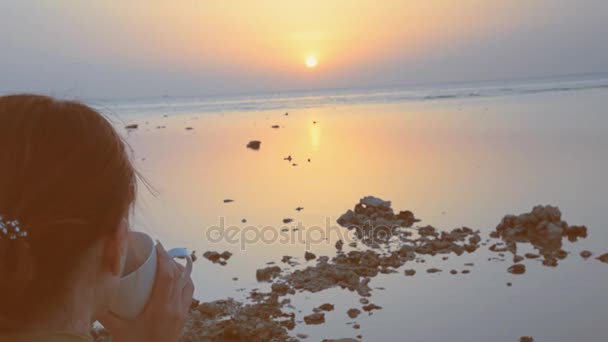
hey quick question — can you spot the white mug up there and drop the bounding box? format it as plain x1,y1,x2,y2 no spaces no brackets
109,231,193,320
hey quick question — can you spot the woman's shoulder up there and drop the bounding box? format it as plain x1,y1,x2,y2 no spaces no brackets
0,331,93,342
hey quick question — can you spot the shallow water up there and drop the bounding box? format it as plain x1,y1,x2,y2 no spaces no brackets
108,87,608,341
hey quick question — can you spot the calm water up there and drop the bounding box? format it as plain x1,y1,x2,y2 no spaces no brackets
99,78,608,341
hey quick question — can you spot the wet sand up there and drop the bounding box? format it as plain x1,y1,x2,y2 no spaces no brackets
103,87,608,341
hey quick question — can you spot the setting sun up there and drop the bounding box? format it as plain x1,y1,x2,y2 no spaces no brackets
305,55,318,68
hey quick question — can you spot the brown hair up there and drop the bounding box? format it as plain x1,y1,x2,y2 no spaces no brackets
0,94,136,330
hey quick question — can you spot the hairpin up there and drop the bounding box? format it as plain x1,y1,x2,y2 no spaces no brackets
0,215,28,240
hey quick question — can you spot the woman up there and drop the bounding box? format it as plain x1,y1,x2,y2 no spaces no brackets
0,94,194,341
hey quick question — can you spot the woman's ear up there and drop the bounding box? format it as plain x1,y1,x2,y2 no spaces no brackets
102,218,129,277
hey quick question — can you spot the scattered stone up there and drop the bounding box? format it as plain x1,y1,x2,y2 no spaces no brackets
362,304,382,312
490,205,587,268
304,251,316,261
256,266,281,282
220,251,232,260
508,264,526,275
359,298,369,305
507,282,512,287
295,207,304,211
223,199,234,203
285,112,288,116
203,251,221,263
353,324,360,329
271,125,280,128
281,256,292,263
597,253,608,263
520,337,534,342
246,140,262,150
337,197,479,253
190,250,197,263
318,303,335,311
297,333,308,339
450,270,457,275
185,127,193,130
304,312,325,325
404,269,416,276
360,196,391,208
524,253,540,259
125,124,138,130
464,263,474,266
347,308,361,318
181,295,296,342
284,155,293,162
335,240,344,250
322,339,358,342
513,255,524,263
461,269,470,274
580,250,593,259
271,283,290,296
427,268,442,274
283,218,293,224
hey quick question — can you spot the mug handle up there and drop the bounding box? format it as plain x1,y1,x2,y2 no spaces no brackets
167,248,193,283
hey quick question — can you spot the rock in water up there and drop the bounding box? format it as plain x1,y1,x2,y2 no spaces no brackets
304,312,325,325
362,303,382,312
508,264,526,275
360,196,391,209
335,240,344,251
256,266,281,282
490,205,588,268
347,308,361,318
281,255,292,263
246,140,261,150
220,251,232,260
270,282,290,295
318,303,334,311
304,251,317,261
203,251,221,262
125,124,138,130
404,269,416,276
597,253,608,263
520,337,534,342
580,250,593,259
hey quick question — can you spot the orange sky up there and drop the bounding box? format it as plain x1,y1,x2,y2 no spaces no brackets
1,0,607,98
89,1,529,74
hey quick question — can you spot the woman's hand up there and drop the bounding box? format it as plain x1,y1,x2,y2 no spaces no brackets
99,242,195,342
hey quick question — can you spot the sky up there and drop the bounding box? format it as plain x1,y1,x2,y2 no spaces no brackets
1,0,607,99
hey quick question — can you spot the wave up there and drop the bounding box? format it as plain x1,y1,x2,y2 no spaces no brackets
94,76,608,116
